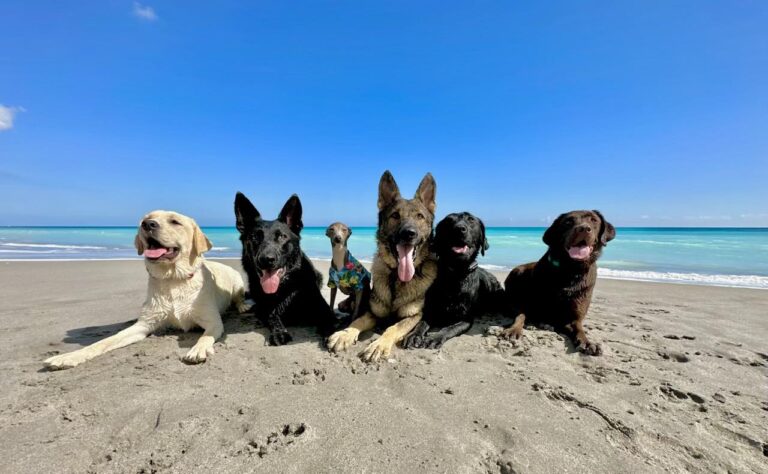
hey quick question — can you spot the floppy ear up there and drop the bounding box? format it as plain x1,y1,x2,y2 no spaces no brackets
543,214,564,247
190,221,213,263
234,192,261,233
593,210,616,245
378,170,401,210
278,194,304,234
134,233,145,256
414,173,436,215
430,217,449,252
478,218,489,256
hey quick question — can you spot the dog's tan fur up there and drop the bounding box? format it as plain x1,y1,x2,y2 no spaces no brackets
43,211,248,370
327,171,437,362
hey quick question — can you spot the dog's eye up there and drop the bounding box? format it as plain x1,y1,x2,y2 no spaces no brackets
170,219,182,226
591,216,598,223
566,218,574,225
390,212,400,220
416,213,425,220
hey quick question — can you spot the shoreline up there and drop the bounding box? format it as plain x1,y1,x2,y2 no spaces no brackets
3,256,767,290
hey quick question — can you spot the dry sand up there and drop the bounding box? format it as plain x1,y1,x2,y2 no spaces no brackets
0,259,766,473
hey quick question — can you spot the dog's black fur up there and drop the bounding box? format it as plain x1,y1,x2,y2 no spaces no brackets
234,192,337,345
403,212,504,349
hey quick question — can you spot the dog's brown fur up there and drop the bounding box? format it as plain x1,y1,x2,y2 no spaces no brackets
500,210,615,355
327,171,438,362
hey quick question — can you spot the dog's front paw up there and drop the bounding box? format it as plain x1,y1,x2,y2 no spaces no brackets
578,340,602,356
268,331,293,346
236,301,252,314
183,343,214,364
44,350,89,370
327,328,359,353
421,334,447,349
500,326,524,340
401,333,424,349
361,337,394,362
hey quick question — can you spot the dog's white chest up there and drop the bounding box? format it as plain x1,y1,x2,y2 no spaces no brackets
146,277,203,331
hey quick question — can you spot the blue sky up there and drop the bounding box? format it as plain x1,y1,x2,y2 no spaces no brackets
1,1,766,227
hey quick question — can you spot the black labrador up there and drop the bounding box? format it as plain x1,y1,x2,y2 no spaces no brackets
403,212,504,349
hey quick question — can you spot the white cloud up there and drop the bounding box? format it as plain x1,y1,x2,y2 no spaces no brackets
133,2,158,22
0,105,23,131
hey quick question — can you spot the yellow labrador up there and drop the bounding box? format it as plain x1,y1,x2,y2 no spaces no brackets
44,211,249,370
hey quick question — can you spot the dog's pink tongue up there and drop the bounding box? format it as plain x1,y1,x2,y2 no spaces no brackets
396,244,416,282
143,248,168,259
260,270,281,294
453,245,469,254
568,245,592,260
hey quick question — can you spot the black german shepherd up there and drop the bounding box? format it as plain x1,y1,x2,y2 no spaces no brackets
234,192,336,345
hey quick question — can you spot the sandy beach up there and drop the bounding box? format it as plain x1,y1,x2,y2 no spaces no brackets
1,258,766,473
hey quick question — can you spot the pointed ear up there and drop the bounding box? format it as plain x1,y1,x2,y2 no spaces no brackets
378,170,401,210
543,214,565,247
593,210,616,245
190,221,213,263
278,194,304,234
478,218,489,256
414,173,436,215
234,192,261,233
134,233,145,256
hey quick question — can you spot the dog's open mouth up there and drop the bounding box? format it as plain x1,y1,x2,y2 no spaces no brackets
259,268,284,294
452,244,470,254
567,240,593,261
395,244,417,282
143,237,179,261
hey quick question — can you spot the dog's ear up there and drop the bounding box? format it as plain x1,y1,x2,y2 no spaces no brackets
414,173,436,215
430,217,448,252
278,194,304,234
593,210,616,245
378,170,401,210
543,214,565,247
234,192,261,233
134,233,145,256
325,224,334,238
190,221,213,263
478,218,489,256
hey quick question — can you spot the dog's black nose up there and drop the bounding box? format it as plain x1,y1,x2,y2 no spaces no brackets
142,219,159,231
456,223,468,234
399,227,417,241
333,236,342,244
258,255,276,268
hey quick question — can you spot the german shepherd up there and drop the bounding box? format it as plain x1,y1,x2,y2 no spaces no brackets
234,192,336,345
327,171,438,362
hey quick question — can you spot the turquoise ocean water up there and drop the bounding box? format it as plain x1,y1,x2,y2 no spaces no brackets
1,227,766,289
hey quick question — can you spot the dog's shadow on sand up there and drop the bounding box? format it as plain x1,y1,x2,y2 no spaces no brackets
465,312,581,354
62,319,138,346
54,304,354,355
